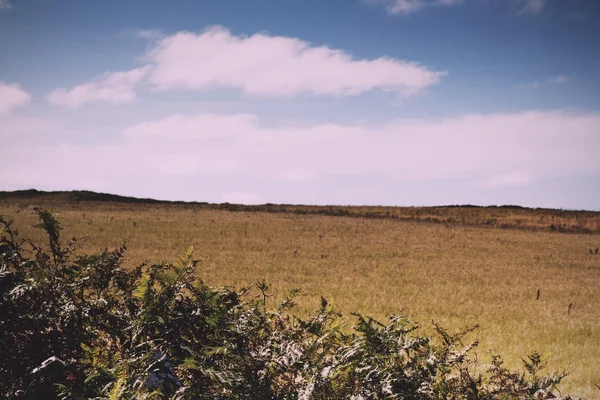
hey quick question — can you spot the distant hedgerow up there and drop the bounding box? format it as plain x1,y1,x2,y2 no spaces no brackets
0,210,577,399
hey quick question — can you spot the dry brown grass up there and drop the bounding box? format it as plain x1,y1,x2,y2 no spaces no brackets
1,193,599,398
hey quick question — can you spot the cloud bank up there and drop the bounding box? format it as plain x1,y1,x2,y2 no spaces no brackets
114,110,599,183
3,110,597,196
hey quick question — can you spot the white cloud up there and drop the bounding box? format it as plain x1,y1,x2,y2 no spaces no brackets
47,26,443,105
48,66,151,108
221,192,263,204
0,82,31,115
380,0,464,15
0,0,12,10
146,26,444,97
474,171,534,188
520,0,545,15
123,113,258,139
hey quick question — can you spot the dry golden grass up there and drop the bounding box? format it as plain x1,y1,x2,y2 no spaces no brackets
1,194,599,398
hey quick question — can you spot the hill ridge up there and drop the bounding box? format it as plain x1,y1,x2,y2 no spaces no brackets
0,188,595,213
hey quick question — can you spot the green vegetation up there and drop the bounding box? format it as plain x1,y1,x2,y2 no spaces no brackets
1,190,599,397
0,210,579,398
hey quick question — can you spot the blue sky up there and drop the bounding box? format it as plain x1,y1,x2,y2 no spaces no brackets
1,0,599,209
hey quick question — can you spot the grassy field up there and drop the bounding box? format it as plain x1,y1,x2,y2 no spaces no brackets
1,190,599,398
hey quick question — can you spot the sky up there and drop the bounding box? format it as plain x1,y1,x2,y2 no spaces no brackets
1,0,599,209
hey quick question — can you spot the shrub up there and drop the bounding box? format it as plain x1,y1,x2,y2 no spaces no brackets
0,211,576,399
